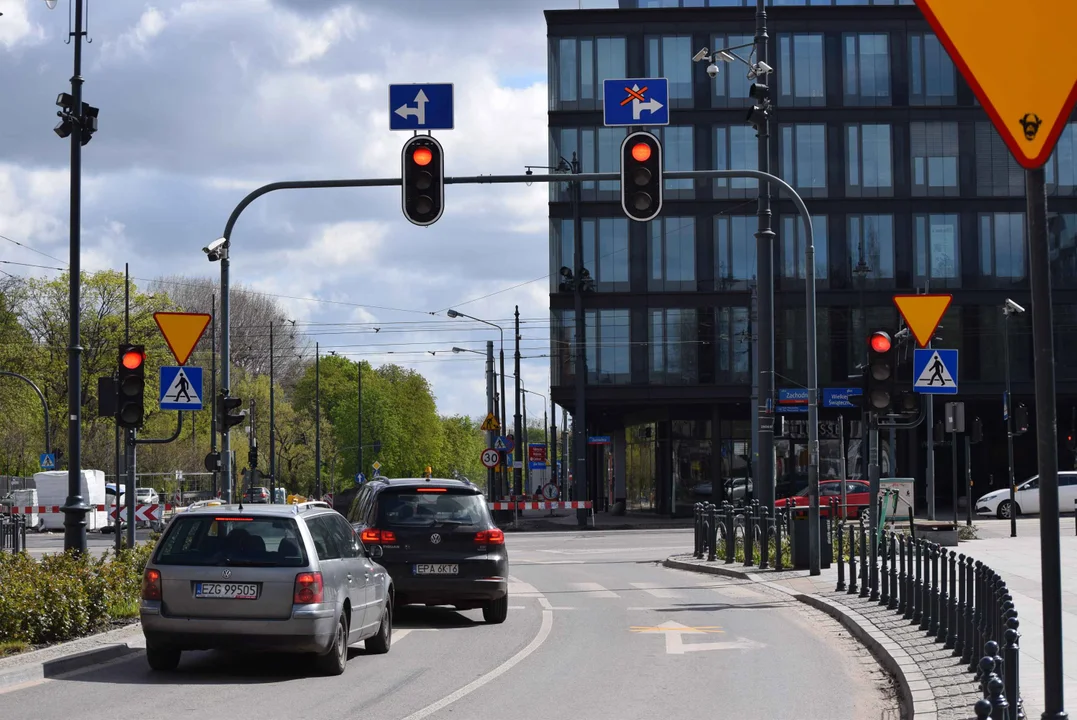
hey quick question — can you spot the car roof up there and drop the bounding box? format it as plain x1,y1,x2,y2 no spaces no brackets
181,501,335,518
369,477,481,493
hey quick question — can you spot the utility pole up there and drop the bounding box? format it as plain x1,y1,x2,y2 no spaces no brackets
211,294,218,497
247,398,257,498
570,154,588,526
753,0,776,510
513,306,523,497
486,341,495,496
358,359,364,480
268,321,275,503
315,342,321,500
522,387,529,492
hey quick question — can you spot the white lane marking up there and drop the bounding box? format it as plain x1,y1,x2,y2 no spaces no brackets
508,579,542,597
538,597,574,611
512,560,586,565
398,609,554,720
712,585,765,599
569,582,619,598
507,605,526,610
389,628,438,644
629,582,682,599
538,545,687,556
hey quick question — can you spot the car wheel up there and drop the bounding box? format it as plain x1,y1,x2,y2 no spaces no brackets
483,595,508,624
365,601,392,654
146,646,181,672
317,613,349,676
997,500,1016,520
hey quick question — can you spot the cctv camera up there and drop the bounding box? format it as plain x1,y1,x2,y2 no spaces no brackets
1004,299,1026,314
755,61,773,75
706,63,720,78
692,47,710,63
203,237,228,262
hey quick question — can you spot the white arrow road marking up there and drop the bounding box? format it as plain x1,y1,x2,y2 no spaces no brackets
630,582,682,599
632,96,664,120
632,620,765,655
394,88,429,125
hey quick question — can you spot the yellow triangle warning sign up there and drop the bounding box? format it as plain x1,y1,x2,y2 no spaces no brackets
915,0,1077,168
893,294,952,348
480,413,500,432
154,312,212,366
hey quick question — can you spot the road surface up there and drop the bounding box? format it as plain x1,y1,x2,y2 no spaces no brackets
0,529,898,719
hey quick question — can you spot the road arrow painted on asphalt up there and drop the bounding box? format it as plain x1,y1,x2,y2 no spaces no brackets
630,620,765,655
395,89,429,125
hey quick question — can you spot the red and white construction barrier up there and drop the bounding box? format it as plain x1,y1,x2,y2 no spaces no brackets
514,501,592,510
488,502,516,510
12,503,174,515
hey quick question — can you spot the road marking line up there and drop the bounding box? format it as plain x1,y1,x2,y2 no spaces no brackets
712,585,765,599
513,560,586,565
538,597,574,611
507,605,526,610
399,609,554,720
508,579,542,597
568,582,619,598
629,582,682,599
390,628,438,643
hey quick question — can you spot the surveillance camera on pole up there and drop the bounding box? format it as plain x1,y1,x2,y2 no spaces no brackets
203,237,228,262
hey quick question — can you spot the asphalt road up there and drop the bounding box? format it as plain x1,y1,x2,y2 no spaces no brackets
0,529,898,720
22,528,155,558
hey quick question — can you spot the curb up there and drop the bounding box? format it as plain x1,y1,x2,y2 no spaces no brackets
0,624,144,691
664,557,932,720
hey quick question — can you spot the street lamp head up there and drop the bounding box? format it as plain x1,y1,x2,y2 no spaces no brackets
447,309,460,318
1004,298,1026,314
44,0,58,9
452,347,465,354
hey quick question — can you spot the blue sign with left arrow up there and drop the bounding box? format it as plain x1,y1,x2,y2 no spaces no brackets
389,83,454,131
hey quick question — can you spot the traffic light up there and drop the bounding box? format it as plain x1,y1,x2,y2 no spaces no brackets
747,82,771,130
216,391,245,432
971,417,984,444
620,130,663,222
401,135,444,226
1014,403,1029,435
116,344,145,429
895,390,919,416
865,330,895,412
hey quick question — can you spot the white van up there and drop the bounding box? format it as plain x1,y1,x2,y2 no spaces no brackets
33,470,107,531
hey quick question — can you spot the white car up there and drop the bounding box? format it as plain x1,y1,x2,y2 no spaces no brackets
975,472,1077,519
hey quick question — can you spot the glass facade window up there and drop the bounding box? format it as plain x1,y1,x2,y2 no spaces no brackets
652,126,695,197
650,309,700,384
1045,123,1077,196
911,122,959,197
913,214,961,289
649,217,697,291
777,33,825,107
551,309,576,386
1049,213,1077,289
716,306,750,384
842,33,891,107
779,309,831,386
715,215,757,290
779,124,828,198
979,212,1026,287
848,214,896,288
586,309,631,385
549,126,626,201
1056,306,1077,382
846,123,893,197
908,33,956,106
779,215,829,287
549,37,627,111
646,35,693,105
975,122,1025,197
714,125,758,198
977,305,1031,382
710,33,753,107
550,217,630,293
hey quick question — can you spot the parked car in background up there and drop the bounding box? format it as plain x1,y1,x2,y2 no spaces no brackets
775,480,871,519
243,486,270,504
139,501,392,675
975,472,1077,519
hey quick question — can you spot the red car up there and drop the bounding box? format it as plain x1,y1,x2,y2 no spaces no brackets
775,480,871,519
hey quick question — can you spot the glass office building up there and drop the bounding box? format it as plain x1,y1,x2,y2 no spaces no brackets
547,0,1077,516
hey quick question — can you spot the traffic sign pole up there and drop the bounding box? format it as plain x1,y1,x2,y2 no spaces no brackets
485,340,495,501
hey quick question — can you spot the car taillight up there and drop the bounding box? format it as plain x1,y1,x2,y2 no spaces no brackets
293,572,324,604
360,528,397,544
475,528,505,545
141,568,162,601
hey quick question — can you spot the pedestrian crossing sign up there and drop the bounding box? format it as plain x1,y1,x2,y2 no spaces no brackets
159,366,204,410
913,349,958,395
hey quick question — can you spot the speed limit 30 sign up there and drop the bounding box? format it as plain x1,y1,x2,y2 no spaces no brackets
481,448,499,469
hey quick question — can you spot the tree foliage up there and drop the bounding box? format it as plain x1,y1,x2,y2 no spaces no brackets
0,271,488,495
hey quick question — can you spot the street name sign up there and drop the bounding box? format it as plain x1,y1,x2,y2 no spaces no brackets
159,366,204,410
153,312,211,366
389,83,454,131
913,349,959,395
893,294,952,348
914,0,1077,168
603,78,669,127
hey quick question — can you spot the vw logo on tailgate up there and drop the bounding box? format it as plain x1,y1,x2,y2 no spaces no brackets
430,533,441,545
221,569,232,579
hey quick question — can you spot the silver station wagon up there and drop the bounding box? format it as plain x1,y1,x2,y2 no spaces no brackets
139,501,393,675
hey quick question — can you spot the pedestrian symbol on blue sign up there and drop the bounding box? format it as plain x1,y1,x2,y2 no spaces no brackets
389,84,454,131
603,78,669,127
159,366,204,410
913,349,958,395
39,453,55,470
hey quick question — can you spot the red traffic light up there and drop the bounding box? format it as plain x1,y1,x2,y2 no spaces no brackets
631,142,652,162
412,147,433,166
870,332,891,353
121,349,144,370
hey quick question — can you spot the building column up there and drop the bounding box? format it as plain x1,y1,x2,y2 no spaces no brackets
613,428,627,514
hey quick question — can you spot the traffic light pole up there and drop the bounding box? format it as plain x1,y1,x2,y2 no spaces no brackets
486,340,496,497
214,166,818,532
1003,306,1017,538
571,157,588,525
868,413,880,600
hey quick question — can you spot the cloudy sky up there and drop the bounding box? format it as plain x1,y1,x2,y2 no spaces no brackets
0,0,618,421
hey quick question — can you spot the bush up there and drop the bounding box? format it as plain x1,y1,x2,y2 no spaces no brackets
0,539,156,647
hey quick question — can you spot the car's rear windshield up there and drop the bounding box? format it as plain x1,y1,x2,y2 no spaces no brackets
154,515,308,567
377,490,488,527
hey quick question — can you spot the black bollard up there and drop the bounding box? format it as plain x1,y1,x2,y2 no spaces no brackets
987,674,1009,720
899,534,909,617
706,503,717,563
836,516,846,592
759,507,770,570
928,544,940,636
775,507,784,572
912,539,923,624
970,563,986,673
888,532,899,610
977,653,995,688
848,524,858,595
744,502,755,567
919,542,931,630
1003,615,1022,720
859,518,870,598
955,553,967,656
879,530,890,606
936,545,949,643
964,557,977,667
973,698,993,720
694,503,703,558
724,502,736,565
945,551,958,649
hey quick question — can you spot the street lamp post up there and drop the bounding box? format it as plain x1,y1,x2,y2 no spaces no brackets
1002,298,1025,538
453,345,497,501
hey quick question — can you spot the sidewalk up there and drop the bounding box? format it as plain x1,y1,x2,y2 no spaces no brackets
504,509,694,532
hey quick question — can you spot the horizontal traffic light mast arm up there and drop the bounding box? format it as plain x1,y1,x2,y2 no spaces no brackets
133,411,184,446
220,169,810,241
877,404,928,430
0,371,51,455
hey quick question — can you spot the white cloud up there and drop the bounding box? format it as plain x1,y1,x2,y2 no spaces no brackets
0,0,46,51
282,4,366,65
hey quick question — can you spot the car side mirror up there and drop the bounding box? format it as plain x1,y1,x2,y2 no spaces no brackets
368,544,383,560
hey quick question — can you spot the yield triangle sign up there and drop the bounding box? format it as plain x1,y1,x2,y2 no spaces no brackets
893,294,952,348
914,0,1077,168
154,312,211,366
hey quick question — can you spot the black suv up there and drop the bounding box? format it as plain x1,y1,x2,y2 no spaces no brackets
342,477,508,624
